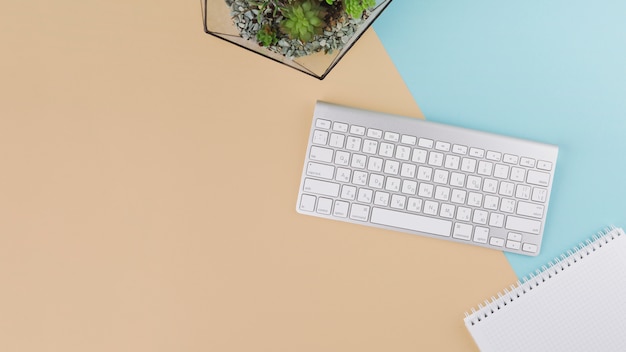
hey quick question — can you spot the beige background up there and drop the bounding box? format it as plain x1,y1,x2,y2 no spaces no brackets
1,0,517,351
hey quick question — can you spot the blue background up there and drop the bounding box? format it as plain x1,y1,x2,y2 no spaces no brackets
374,0,626,277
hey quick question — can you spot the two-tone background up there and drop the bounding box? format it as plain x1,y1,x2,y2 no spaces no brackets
2,0,624,350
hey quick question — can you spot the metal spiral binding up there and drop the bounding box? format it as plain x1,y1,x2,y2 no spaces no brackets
464,226,624,326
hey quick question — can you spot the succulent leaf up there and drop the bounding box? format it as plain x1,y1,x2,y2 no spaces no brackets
279,0,327,43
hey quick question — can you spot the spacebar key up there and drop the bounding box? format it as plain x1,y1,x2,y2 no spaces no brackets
370,208,452,237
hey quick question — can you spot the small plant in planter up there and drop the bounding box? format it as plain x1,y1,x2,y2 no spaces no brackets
226,0,377,58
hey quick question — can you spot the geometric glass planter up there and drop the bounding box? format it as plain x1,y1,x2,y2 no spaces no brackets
201,0,393,79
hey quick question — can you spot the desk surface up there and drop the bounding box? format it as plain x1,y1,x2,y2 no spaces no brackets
1,1,516,350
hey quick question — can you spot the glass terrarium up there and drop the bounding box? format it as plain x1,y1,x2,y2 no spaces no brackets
202,0,393,79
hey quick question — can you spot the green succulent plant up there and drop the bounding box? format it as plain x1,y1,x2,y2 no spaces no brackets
344,0,375,18
256,25,279,47
279,0,327,43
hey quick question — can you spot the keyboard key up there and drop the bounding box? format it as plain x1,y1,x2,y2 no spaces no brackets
527,170,550,186
299,194,316,211
367,128,382,139
417,166,433,181
329,133,345,148
357,188,374,203
467,192,483,207
350,125,366,135
503,154,519,164
418,183,434,198
400,163,417,178
450,172,466,187
520,157,536,167
484,195,499,210
506,240,521,250
368,174,384,189
351,154,367,169
312,130,329,145
333,122,348,132
451,189,467,204
315,119,331,129
418,138,434,148
384,131,399,142
370,208,452,237
452,144,468,155
507,232,522,241
500,198,516,213
453,223,473,240
537,160,553,171
316,197,332,215
401,180,418,195
433,169,449,184
486,151,501,161
469,147,485,158
482,178,498,194
440,203,455,218
304,178,340,197
472,210,488,225
390,194,407,209
374,191,390,206
424,200,439,216
498,182,515,197
532,187,548,202
506,216,541,235
444,154,461,169
493,164,509,179
466,175,482,190
383,160,400,175
335,168,351,182
434,186,451,201
310,146,333,163
522,243,538,253
395,145,411,160
510,167,526,182
362,139,378,154
411,149,428,163
401,135,417,145
456,207,472,222
385,177,401,192
473,227,489,243
435,141,451,151
379,142,394,157
340,185,356,200
353,171,368,185
489,213,505,227
367,157,383,172
334,150,350,165
517,201,545,218
306,162,334,180
346,136,362,151
477,160,493,176
461,158,477,173
515,184,531,199
407,198,423,212
489,237,505,247
350,204,370,221
333,201,349,217
428,152,444,167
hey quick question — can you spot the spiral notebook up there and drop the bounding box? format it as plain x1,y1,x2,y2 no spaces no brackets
464,227,626,352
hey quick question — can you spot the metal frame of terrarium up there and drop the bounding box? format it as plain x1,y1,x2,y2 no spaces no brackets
201,0,393,79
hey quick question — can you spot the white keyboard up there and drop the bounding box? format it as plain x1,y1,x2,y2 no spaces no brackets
296,102,559,256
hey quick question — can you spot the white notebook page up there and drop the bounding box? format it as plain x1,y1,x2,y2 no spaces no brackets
464,228,626,352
